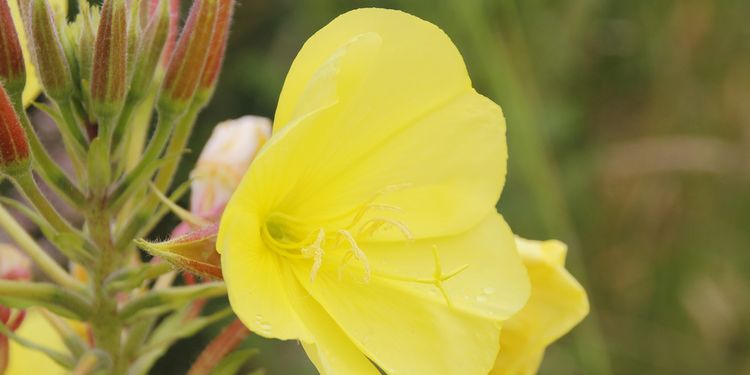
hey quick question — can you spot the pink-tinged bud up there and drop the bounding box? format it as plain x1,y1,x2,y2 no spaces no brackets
28,0,73,102
0,0,26,99
140,0,180,64
135,224,222,279
156,0,180,64
190,116,271,220
0,84,30,176
129,0,170,101
91,0,128,119
195,0,234,103
158,0,219,117
0,244,32,281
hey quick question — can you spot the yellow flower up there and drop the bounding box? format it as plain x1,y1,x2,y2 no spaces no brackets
218,8,531,374
8,0,67,106
5,310,66,375
491,238,589,375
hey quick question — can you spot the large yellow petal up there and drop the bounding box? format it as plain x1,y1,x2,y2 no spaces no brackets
361,213,529,321
6,310,67,375
218,209,311,341
288,279,380,375
291,214,529,375
235,8,506,241
9,0,67,106
490,238,589,375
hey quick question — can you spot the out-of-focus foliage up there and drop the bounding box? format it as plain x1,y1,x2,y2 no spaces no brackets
172,0,750,373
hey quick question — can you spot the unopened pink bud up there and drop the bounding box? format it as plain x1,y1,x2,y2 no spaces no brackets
0,0,26,99
91,0,128,119
0,244,32,281
129,0,170,101
190,116,271,220
158,0,219,117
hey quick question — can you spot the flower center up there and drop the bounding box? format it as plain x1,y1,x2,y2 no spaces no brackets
261,185,417,282
259,185,469,308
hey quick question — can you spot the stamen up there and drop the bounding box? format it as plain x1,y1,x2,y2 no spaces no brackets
337,229,371,283
301,229,326,282
358,217,413,240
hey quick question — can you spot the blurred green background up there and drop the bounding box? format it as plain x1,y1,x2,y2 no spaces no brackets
158,0,750,373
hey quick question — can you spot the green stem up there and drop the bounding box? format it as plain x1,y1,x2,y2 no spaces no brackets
11,100,85,208
118,283,227,323
58,101,89,151
0,280,92,320
111,97,138,154
87,204,124,375
0,203,83,289
110,111,176,211
155,101,203,192
104,262,173,294
13,171,75,234
113,104,201,248
57,101,89,178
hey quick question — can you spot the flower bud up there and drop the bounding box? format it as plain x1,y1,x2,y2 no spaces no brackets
0,244,32,281
190,116,271,220
0,0,26,100
75,4,98,100
195,0,235,104
136,224,222,279
129,0,170,101
91,0,128,119
28,0,74,103
0,84,30,176
158,0,219,117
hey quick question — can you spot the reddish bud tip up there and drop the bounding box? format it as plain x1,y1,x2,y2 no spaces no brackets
0,84,30,175
0,1,26,99
29,0,73,102
158,0,219,116
135,224,223,280
196,0,234,103
91,0,128,119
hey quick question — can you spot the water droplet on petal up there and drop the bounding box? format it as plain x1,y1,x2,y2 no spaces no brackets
482,287,495,295
476,294,488,303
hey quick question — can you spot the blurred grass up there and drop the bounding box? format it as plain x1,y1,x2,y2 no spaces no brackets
170,0,750,373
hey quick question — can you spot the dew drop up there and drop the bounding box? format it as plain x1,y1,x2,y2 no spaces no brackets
476,294,488,303
482,287,495,295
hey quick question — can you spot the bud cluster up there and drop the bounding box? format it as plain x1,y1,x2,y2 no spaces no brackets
0,0,238,372
0,0,233,138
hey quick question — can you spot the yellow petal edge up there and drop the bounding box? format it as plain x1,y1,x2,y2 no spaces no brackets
490,238,590,375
